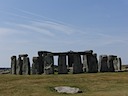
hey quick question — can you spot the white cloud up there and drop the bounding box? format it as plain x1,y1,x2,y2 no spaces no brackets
0,28,15,35
17,23,55,37
31,21,76,35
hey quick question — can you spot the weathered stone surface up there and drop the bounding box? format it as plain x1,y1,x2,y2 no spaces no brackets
22,57,30,75
54,86,82,94
92,53,98,72
117,57,122,71
11,56,17,74
44,53,54,74
83,53,98,73
108,55,116,72
32,57,40,74
68,53,74,67
58,54,68,74
16,57,22,75
83,55,87,72
84,50,93,54
113,57,118,71
73,54,83,74
113,57,122,72
19,54,28,57
99,55,109,72
38,51,51,56
38,52,45,74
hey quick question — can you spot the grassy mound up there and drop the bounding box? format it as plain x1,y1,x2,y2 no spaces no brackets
0,72,128,96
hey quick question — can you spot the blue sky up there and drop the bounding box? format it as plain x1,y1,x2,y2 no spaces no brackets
0,0,128,67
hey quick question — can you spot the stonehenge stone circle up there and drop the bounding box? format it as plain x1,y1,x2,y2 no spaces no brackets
11,50,123,75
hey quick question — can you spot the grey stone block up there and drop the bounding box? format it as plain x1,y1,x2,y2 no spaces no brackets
19,54,28,57
16,57,22,75
83,53,98,73
44,53,54,74
11,56,17,74
108,55,116,72
22,57,30,75
32,57,40,74
58,54,68,74
99,55,109,72
73,54,83,74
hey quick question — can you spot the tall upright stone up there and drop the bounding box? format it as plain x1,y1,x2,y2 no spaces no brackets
44,53,54,74
83,50,98,73
11,56,17,74
117,57,122,71
92,53,98,73
16,57,22,75
113,57,122,71
108,55,116,72
22,57,30,75
32,57,40,74
16,54,30,75
99,55,108,72
72,54,83,74
83,55,87,72
68,51,74,67
58,54,68,74
113,56,118,71
38,51,45,74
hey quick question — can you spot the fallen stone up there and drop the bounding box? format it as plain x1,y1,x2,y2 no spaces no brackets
54,86,82,94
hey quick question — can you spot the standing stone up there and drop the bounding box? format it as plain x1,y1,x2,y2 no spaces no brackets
83,55,87,72
22,57,30,75
83,51,98,73
99,55,109,72
92,53,98,73
38,51,44,74
44,53,54,74
68,53,74,67
108,55,116,72
113,57,118,71
32,57,41,74
11,56,17,74
16,54,30,75
58,54,68,74
16,57,22,75
72,54,83,74
117,57,122,71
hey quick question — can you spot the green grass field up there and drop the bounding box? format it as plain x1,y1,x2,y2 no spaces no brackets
0,72,128,96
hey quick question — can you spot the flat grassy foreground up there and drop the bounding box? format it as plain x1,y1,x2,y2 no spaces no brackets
0,72,128,96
